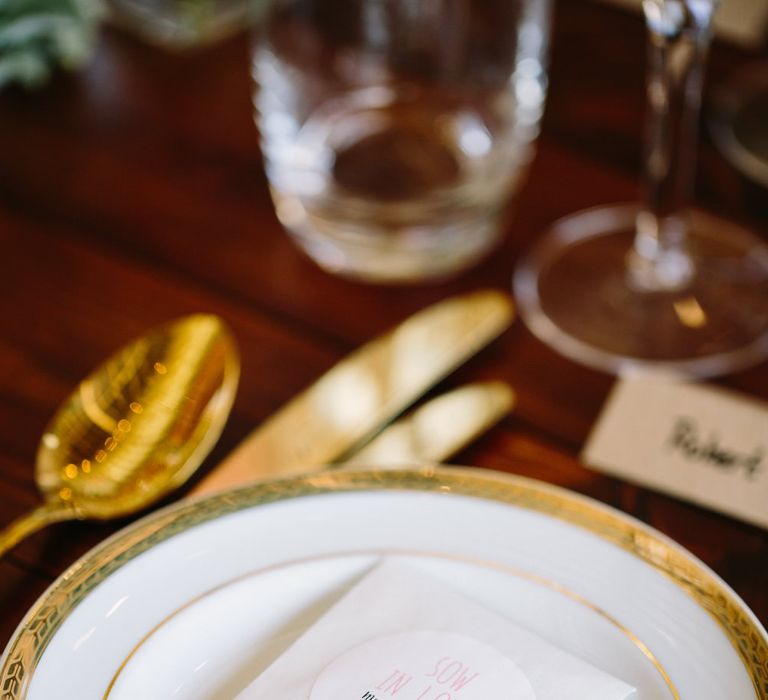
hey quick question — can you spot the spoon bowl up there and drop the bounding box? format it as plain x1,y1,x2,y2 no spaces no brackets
0,314,239,556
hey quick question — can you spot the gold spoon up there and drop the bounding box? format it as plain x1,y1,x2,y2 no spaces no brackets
0,314,239,557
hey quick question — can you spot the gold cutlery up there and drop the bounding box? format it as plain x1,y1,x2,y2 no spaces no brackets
189,290,514,497
0,315,239,557
0,290,514,555
338,381,514,468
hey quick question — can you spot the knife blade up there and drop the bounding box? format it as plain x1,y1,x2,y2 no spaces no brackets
338,381,514,468
189,289,514,497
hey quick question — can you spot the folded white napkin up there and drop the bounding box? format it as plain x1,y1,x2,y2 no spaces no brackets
236,560,636,699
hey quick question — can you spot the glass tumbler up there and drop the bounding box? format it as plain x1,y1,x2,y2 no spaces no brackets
253,0,550,283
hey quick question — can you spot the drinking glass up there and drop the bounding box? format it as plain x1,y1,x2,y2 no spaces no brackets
710,62,768,190
253,0,550,283
514,0,768,377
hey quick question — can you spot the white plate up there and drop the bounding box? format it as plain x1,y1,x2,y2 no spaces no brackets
2,467,766,699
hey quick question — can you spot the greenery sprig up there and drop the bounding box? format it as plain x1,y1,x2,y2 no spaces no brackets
0,0,101,89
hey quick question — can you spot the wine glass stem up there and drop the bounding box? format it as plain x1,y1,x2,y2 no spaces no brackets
629,1,717,291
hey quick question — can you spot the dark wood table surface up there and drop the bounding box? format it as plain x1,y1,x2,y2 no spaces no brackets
1,0,767,652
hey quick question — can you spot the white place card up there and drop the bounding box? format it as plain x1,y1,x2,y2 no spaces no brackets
236,560,636,699
583,378,768,529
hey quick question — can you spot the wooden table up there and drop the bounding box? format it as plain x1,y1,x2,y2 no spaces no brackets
1,0,767,650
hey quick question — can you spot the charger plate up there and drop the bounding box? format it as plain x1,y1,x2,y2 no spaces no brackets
1,466,766,699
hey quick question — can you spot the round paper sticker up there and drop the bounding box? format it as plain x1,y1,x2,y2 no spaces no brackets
310,630,536,700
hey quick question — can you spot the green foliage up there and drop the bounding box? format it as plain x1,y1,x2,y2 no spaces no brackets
0,0,101,88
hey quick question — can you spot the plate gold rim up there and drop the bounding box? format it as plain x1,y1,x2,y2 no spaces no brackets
1,466,766,700
103,549,679,699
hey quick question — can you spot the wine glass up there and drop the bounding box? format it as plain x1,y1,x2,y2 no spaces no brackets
710,61,768,190
513,0,768,377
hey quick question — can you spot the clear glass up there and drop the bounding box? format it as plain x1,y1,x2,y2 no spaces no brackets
253,0,550,283
710,62,768,189
514,0,768,377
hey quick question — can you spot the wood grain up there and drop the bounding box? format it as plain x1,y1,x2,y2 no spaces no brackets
0,0,766,659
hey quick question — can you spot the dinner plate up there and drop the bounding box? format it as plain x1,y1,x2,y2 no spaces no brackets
2,467,766,699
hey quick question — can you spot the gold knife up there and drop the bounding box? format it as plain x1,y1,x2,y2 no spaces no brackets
189,290,514,497
338,381,514,468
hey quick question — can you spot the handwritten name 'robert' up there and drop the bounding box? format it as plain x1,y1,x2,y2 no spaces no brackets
668,417,764,479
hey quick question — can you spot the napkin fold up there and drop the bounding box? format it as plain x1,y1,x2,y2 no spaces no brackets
236,560,636,699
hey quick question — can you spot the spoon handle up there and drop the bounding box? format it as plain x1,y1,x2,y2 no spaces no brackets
0,503,74,558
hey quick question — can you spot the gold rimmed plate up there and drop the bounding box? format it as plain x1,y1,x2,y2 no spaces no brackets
1,467,766,699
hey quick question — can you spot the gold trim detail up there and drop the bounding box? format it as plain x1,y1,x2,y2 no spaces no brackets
1,467,767,699
103,550,678,699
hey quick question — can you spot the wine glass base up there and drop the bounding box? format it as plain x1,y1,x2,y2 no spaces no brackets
513,204,768,377
710,62,768,189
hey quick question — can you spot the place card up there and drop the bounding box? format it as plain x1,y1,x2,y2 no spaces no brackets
583,377,768,529
236,560,636,699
